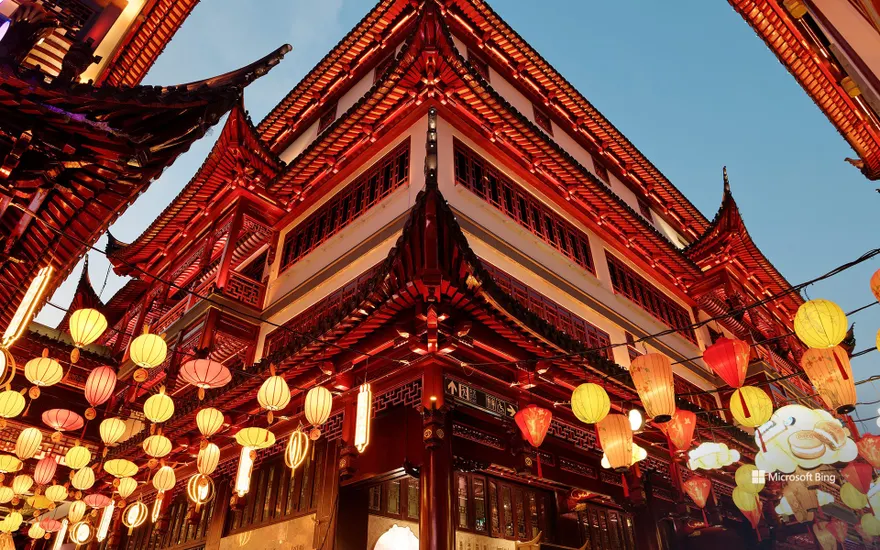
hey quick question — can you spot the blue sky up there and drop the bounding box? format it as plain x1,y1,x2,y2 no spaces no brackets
37,0,880,431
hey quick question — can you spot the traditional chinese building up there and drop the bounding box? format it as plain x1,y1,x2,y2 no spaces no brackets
1,1,869,549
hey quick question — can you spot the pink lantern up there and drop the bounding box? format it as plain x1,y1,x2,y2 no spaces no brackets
179,359,232,400
842,461,874,495
39,518,62,533
84,366,117,418
42,409,84,441
83,493,111,508
33,456,57,486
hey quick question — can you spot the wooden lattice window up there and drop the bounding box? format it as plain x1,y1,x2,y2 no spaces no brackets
318,102,338,133
577,503,637,550
592,155,609,183
280,139,410,271
455,473,548,541
605,252,696,343
533,104,553,135
365,476,420,521
122,490,215,550
468,48,490,81
674,376,717,415
454,140,595,273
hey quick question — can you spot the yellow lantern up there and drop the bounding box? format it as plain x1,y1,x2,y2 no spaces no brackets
152,466,176,493
15,428,42,460
103,459,138,478
732,487,759,512
862,514,880,537
27,494,51,510
64,445,91,470
3,512,21,532
122,501,147,534
71,467,95,491
186,474,214,512
24,352,64,389
197,443,220,476
628,354,675,423
304,386,333,438
0,488,13,504
128,327,167,369
257,374,290,423
284,429,309,472
68,308,107,363
0,455,21,474
840,482,868,510
44,484,67,502
794,299,848,349
99,418,126,447
69,520,94,546
196,408,224,438
117,477,137,500
735,464,765,494
596,414,632,472
729,386,774,428
601,443,647,469
143,386,174,424
27,524,45,540
235,427,275,449
11,474,32,495
571,383,610,424
801,346,856,414
68,500,87,523
0,390,24,419
142,435,172,458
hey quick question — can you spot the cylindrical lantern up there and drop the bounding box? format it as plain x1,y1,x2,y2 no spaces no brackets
84,366,116,418
186,474,214,511
794,299,847,349
629,354,675,423
735,464,765,494
68,309,107,362
99,418,126,447
304,386,333,438
45,484,67,502
24,355,63,388
570,383,610,424
801,346,856,413
841,482,868,510
683,476,712,509
128,327,167,369
117,477,137,500
196,408,224,438
729,386,773,428
857,434,880,468
703,337,750,389
11,474,32,495
68,500,86,523
103,459,137,479
143,386,174,424
659,409,696,452
65,445,91,470
71,467,95,491
284,430,309,472
15,428,42,460
197,443,220,476
234,446,255,498
152,466,176,493
142,435,172,458
96,501,114,542
122,501,147,534
235,427,275,449
842,462,874,494
732,487,759,512
33,456,57,486
179,359,231,400
514,404,552,448
257,375,290,423
596,414,632,472
0,391,23,419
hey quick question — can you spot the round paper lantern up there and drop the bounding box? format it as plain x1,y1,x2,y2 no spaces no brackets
862,514,880,537
841,482,869,510
514,404,552,448
628,408,645,432
304,386,333,437
857,434,880,468
683,476,712,509
24,354,63,388
68,309,107,362
196,408,224,438
735,464,765,494
84,366,116,418
257,375,290,423
27,523,44,540
44,484,67,502
571,383,610,424
129,327,167,369
732,487,759,512
794,299,847,349
143,387,174,423
0,488,11,505
142,435,172,458
703,337,750,389
179,359,231,400
235,427,275,449
842,461,874,494
33,456,57,486
99,418,126,447
42,409,84,439
27,494,51,509
2,512,20,532
729,386,773,428
871,269,880,302
117,477,137,499
152,465,176,493
659,409,696,452
15,428,42,460
629,353,675,423
284,430,309,472
801,346,856,413
601,444,647,469
0,456,20,474
69,520,94,546
197,443,220,475
68,500,87,523
596,414,632,472
186,474,215,511
83,493,111,508
71,467,95,491
0,391,24,419
11,474,32,495
122,501,148,534
103,459,137,479
65,445,91,470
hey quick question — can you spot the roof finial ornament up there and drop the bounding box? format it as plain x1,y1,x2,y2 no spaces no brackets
425,107,438,190
722,166,731,194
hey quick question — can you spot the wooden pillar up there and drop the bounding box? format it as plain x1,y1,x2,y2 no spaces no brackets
420,404,453,550
313,439,340,550
215,206,246,291
626,469,665,550
204,477,231,550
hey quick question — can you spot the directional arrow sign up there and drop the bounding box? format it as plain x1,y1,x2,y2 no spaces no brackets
447,381,458,396
444,377,517,418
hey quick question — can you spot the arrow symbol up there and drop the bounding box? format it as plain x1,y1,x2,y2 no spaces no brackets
447,381,457,395
507,405,516,417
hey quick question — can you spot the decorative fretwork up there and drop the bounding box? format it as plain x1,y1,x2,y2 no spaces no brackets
224,271,264,308
547,419,598,451
558,456,598,479
452,423,505,450
600,471,622,486
373,379,422,416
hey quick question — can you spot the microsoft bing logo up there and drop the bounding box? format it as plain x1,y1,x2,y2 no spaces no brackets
751,469,836,484
751,469,766,485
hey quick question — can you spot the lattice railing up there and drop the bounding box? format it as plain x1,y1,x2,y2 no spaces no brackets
224,271,265,309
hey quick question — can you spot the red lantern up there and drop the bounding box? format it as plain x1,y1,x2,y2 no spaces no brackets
703,337,750,389
683,475,712,524
857,434,880,468
83,493,111,508
42,409,84,433
659,409,696,452
514,405,552,448
84,366,116,417
33,456,56,486
842,461,874,495
826,518,848,544
741,506,762,541
179,359,232,400
39,518,62,533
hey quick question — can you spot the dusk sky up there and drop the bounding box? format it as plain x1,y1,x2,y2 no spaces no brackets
36,0,880,432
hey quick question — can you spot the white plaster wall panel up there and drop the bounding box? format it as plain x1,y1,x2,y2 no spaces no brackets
280,119,319,165
339,72,377,117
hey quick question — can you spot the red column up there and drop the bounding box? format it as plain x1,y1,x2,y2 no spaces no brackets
420,404,453,550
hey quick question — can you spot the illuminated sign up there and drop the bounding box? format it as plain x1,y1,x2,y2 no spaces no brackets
354,383,372,453
2,266,53,348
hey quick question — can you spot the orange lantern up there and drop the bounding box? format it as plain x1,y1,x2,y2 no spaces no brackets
596,414,632,472
41,409,84,442
842,462,874,495
179,359,231,400
683,475,712,524
629,353,675,423
514,405,552,448
84,366,116,419
871,268,880,302
659,409,696,452
857,434,880,468
741,506,761,535
703,337,750,389
801,346,856,413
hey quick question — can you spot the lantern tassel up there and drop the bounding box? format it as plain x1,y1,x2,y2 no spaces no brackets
739,390,751,418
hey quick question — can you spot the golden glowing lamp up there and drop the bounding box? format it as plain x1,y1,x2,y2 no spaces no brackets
151,493,164,524
596,414,632,472
123,501,147,534
196,408,224,439
128,327,167,370
0,488,14,505
11,474,32,495
68,308,107,363
71,467,95,491
69,520,94,546
197,443,220,476
628,354,675,423
143,386,174,424
1,266,53,349
729,386,774,428
0,390,24,419
235,427,275,449
142,435,172,458
64,445,91,470
841,482,868,510
99,418,126,447
68,500,86,523
734,464,765,494
186,474,215,512
600,444,647,469
152,465,176,493
103,459,137,479
284,429,309,472
257,374,290,423
117,477,137,500
304,386,333,438
0,455,21,474
96,502,114,542
0,350,12,389
354,383,372,453
732,487,759,512
794,299,848,349
801,346,857,414
44,484,67,503
234,446,255,498
27,524,45,540
571,383,610,425
15,428,42,460
24,352,64,392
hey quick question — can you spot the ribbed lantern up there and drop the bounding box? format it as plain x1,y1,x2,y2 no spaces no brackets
735,464,765,494
0,488,12,504
71,467,95,491
84,366,116,419
0,391,24,419
68,309,107,363
284,430,309,472
103,459,137,479
15,428,42,460
304,386,333,438
570,383,610,424
197,443,220,475
11,474,32,495
24,351,64,392
514,404,552,448
703,337,750,389
659,409,696,452
128,327,167,369
117,477,137,500
842,462,874,494
65,445,91,470
69,520,94,546
257,374,290,423
152,466,176,493
862,514,880,537
794,299,848,349
44,484,67,503
2,512,21,532
729,386,774,428
235,428,275,449
99,418,126,447
0,455,20,474
732,487,759,512
196,408,224,439
857,434,880,468
841,482,868,510
186,474,215,512
142,435,172,458
629,353,675,423
27,523,44,540
143,387,174,424
179,359,231,400
33,456,57,486
68,500,86,523
83,494,111,508
801,346,856,413
596,414,632,472
122,501,147,534
42,409,84,442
